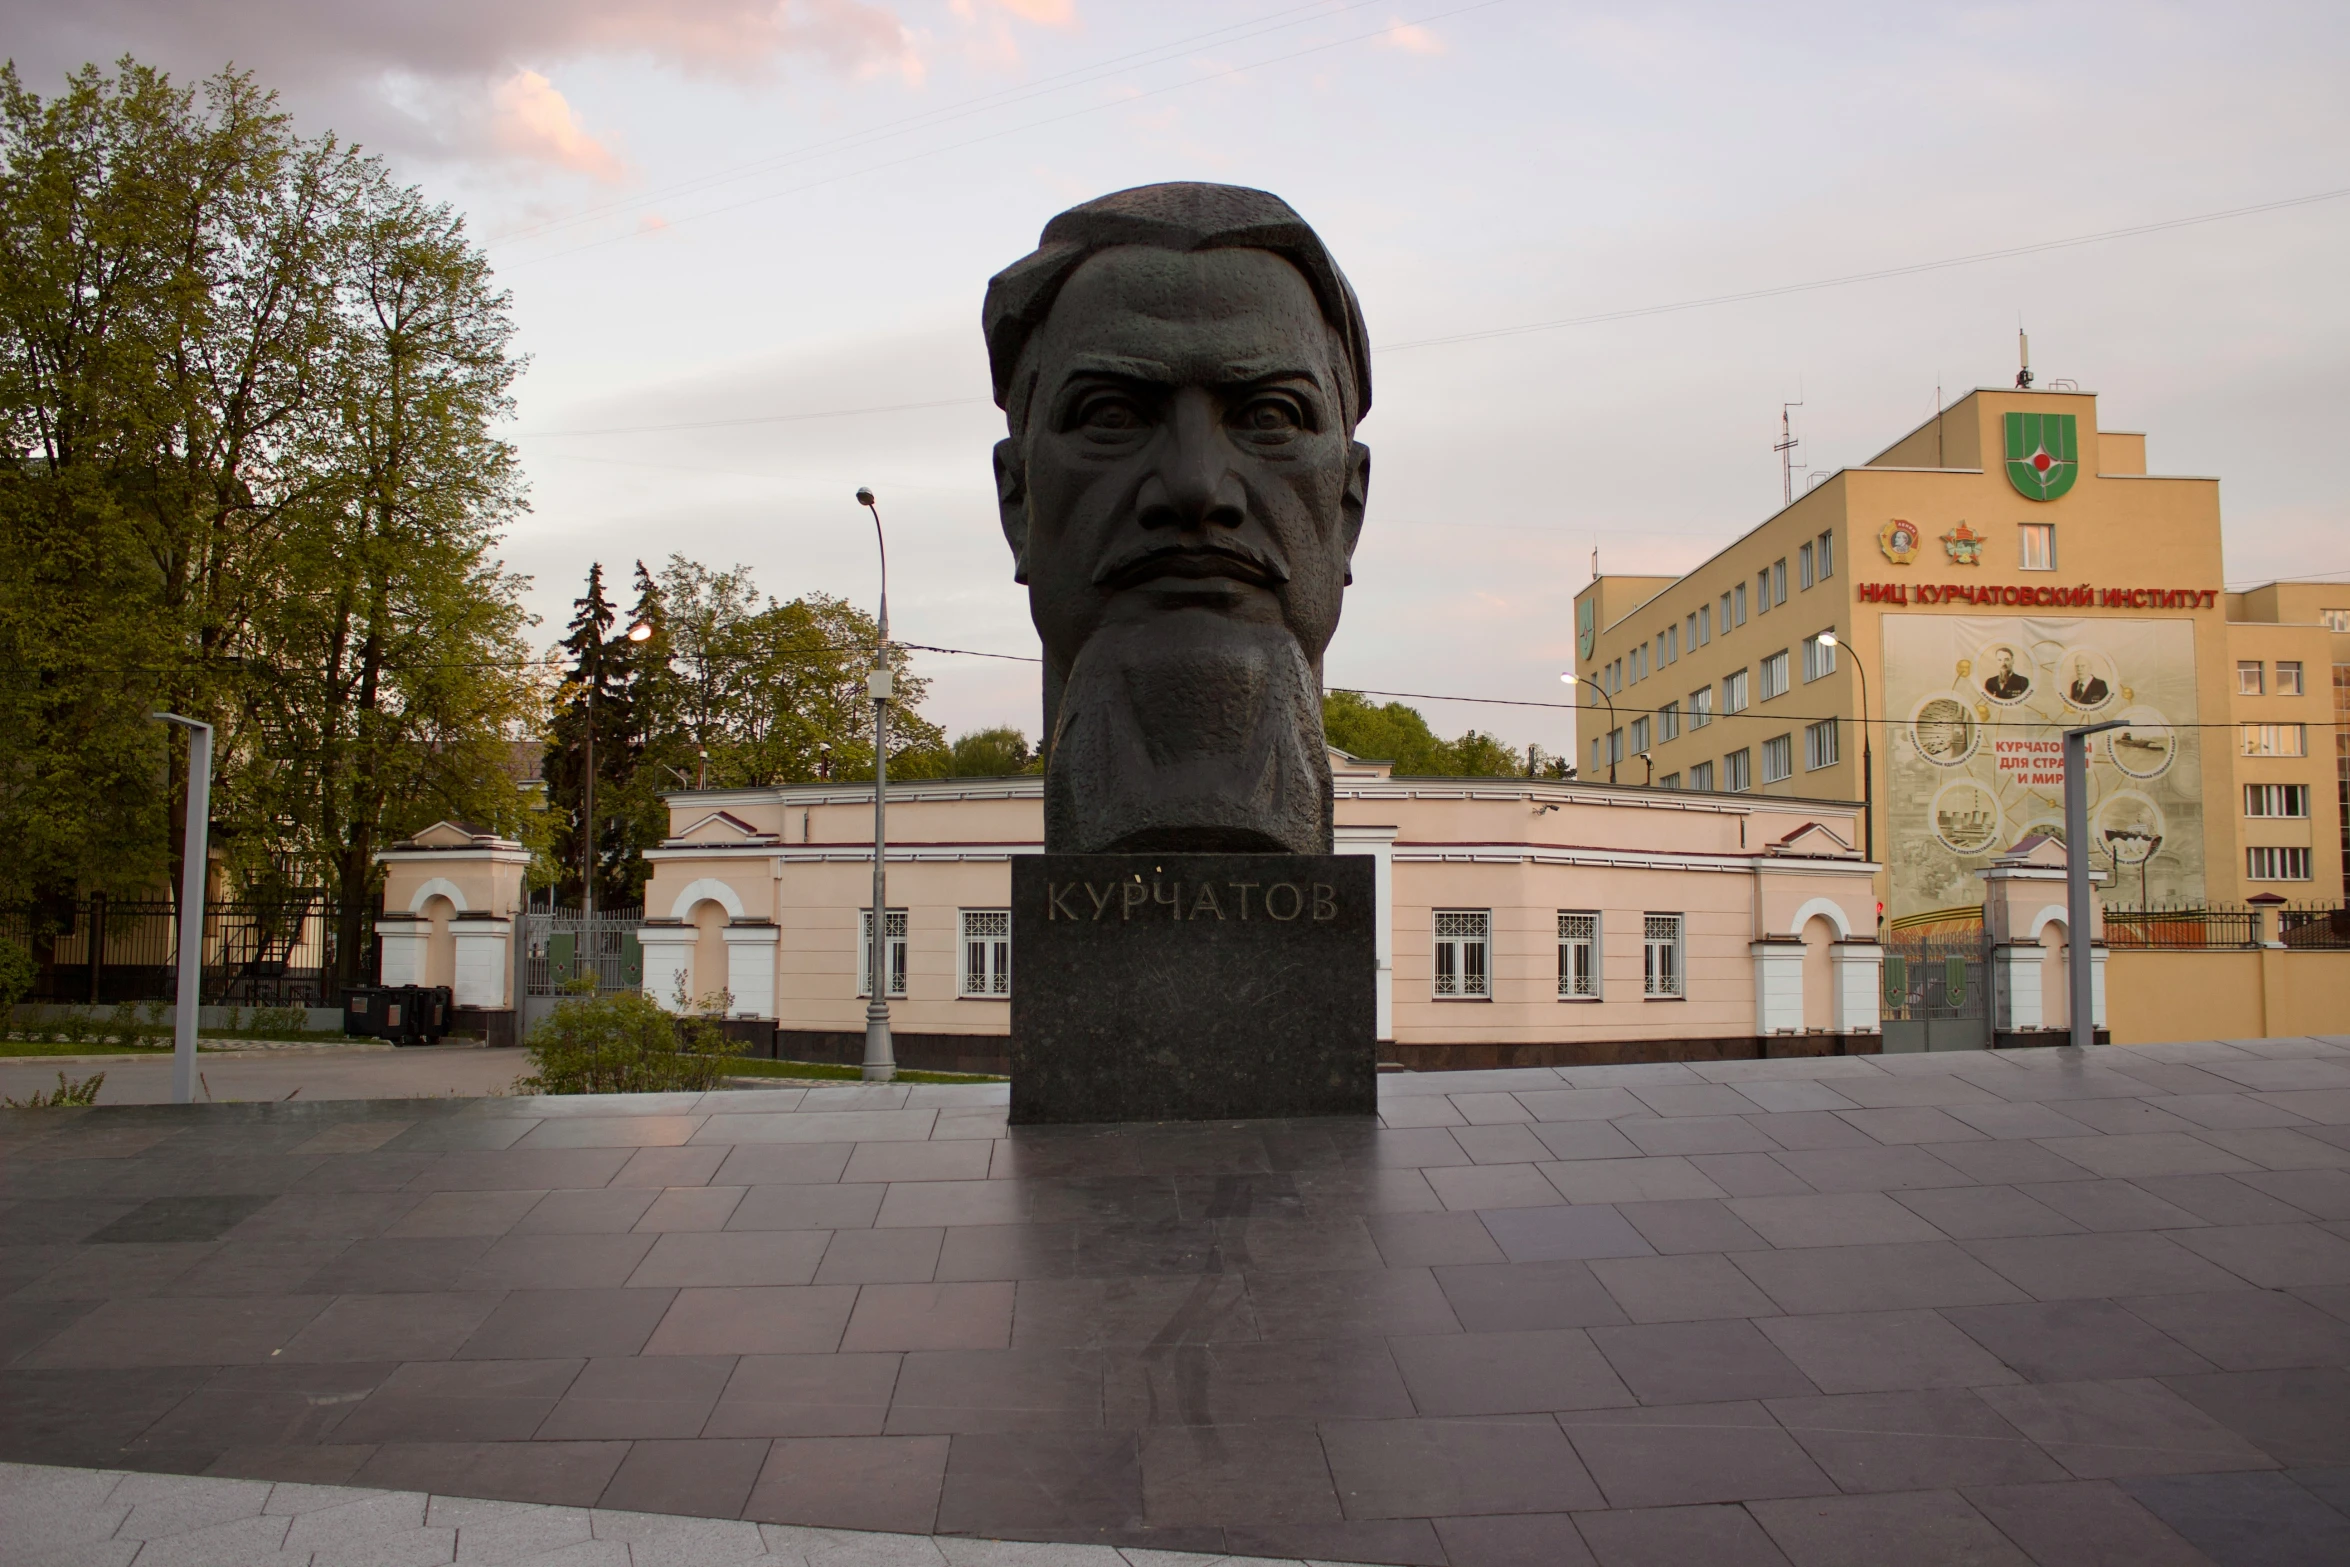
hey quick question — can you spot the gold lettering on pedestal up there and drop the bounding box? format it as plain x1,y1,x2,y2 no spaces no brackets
1312,884,1336,921
1048,883,1083,920
1228,882,1259,920
1121,882,1149,920
1189,883,1225,920
1085,883,1115,920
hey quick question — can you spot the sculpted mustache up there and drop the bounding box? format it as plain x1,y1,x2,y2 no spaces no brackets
1093,540,1290,589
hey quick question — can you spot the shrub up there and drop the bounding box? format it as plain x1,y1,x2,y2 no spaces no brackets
3,1071,106,1108
518,990,747,1094
0,941,36,1016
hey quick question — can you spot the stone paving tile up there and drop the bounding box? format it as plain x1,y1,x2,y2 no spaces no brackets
1587,1254,1781,1324
2118,1470,2350,1567
1570,1502,1792,1566
1973,1379,2278,1479
2164,1367,2350,1469
1746,1490,2032,1567
1320,1414,1604,1518
1939,1299,2217,1384
1754,1309,2020,1395
1386,1328,1632,1417
1560,1401,1833,1510
1960,1478,2213,1567
1764,1389,2067,1493
2118,1288,2350,1371
1729,1241,2026,1315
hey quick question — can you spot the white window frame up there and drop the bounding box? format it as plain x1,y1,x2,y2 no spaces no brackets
2238,661,2264,696
1643,914,1685,999
1805,718,1840,771
2276,661,2304,696
2245,783,2310,818
1759,650,1789,701
1724,749,1752,792
2247,846,2312,882
1689,687,1714,729
2019,522,2056,571
2323,608,2350,633
1723,669,1749,714
1688,760,1715,791
1433,910,1492,1000
1802,631,1837,683
858,908,909,998
2241,723,2306,758
1761,733,1793,784
957,909,1010,998
1557,911,1600,1000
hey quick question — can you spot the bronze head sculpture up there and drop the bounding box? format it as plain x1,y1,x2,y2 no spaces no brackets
984,182,1372,855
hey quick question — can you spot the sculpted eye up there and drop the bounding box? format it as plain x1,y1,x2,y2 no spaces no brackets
1235,397,1304,436
1075,394,1147,434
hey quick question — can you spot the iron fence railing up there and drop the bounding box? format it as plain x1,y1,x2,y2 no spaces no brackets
2104,904,2262,950
2278,904,2350,950
522,907,644,998
0,895,377,1007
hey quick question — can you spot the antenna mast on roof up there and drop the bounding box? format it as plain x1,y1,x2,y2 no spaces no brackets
2016,326,2034,389
1775,401,1803,506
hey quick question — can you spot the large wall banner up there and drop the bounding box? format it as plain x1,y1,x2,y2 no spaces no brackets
1881,615,2204,931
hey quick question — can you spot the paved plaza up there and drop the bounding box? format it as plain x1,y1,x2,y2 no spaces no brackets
3,1038,2350,1566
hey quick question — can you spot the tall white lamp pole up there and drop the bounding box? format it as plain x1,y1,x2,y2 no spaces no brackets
856,487,896,1082
2063,720,2127,1048
152,714,212,1105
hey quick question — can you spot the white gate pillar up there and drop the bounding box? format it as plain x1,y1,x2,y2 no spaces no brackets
636,923,697,1013
721,922,781,1019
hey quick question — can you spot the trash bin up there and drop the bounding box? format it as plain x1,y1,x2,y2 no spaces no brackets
343,985,453,1046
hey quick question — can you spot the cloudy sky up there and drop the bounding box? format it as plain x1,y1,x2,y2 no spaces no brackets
9,1,2347,757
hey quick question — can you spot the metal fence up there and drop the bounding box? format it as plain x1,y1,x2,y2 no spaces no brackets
2279,905,2350,950
1881,930,1992,1053
0,894,375,1007
2102,905,2262,950
518,906,645,1037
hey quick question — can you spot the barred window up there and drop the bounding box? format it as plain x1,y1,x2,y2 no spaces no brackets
2241,724,2306,758
1724,748,1752,792
1433,910,1491,999
1761,733,1793,783
1759,651,1789,701
1689,686,1714,729
1688,760,1715,791
2245,784,2309,818
1817,529,1834,579
1802,631,1837,682
958,909,1010,997
1644,914,1684,998
1805,718,1840,771
1558,912,1600,999
1660,701,1681,741
2248,847,2312,881
858,908,908,998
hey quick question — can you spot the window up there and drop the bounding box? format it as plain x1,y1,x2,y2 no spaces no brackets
1724,749,1752,792
1433,910,1491,998
2239,661,2265,696
1799,541,1816,590
2019,522,2056,571
1699,605,1712,644
1659,772,1681,790
1759,650,1790,700
2241,723,2307,757
1757,569,1773,614
1689,611,1702,649
1772,559,1788,604
1818,529,1834,580
858,908,908,998
1591,737,1603,776
1732,583,1747,626
2278,661,2304,696
1689,760,1716,791
2245,784,2310,818
1761,733,1793,783
1557,912,1600,999
2248,847,2313,882
1802,631,1837,682
1643,914,1685,998
1723,669,1750,713
1689,687,1714,729
1805,718,1840,771
1629,716,1650,755
1608,728,1625,766
1664,625,1678,664
958,909,1010,997
2323,608,2350,633
1660,700,1681,741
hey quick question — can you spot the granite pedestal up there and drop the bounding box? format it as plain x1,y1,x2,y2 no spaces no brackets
1009,852,1375,1124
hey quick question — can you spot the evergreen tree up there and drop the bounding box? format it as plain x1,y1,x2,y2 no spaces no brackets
543,563,635,909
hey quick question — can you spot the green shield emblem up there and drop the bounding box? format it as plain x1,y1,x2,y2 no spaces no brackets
2004,412,2078,501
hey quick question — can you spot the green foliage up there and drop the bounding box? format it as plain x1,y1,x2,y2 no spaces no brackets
934,726,1037,778
518,988,748,1095
0,940,34,1012
1322,692,1534,778
3,1070,105,1107
0,57,539,955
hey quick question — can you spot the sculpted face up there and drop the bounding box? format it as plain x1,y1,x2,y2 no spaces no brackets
996,243,1370,854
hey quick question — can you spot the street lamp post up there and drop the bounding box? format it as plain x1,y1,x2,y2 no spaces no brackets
856,487,896,1083
1559,672,1617,783
152,713,212,1105
2064,719,2129,1049
1814,631,1872,869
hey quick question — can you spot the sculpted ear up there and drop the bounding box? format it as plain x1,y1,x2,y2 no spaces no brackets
1340,441,1369,586
993,439,1029,584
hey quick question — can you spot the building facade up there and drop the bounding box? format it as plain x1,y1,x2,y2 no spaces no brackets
1573,387,2348,929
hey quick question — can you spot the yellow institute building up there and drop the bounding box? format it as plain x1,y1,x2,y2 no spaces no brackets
1575,385,2347,934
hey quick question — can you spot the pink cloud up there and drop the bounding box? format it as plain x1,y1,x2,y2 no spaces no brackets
1378,20,1447,57
491,70,627,182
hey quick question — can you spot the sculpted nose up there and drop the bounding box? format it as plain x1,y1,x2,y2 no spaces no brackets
1135,389,1245,533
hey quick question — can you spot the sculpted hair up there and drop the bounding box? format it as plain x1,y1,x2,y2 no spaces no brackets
983,182,1373,436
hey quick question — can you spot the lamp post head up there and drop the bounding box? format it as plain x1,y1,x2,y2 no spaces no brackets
625,620,654,643
856,487,876,508
1816,630,1839,650
1559,672,1578,685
